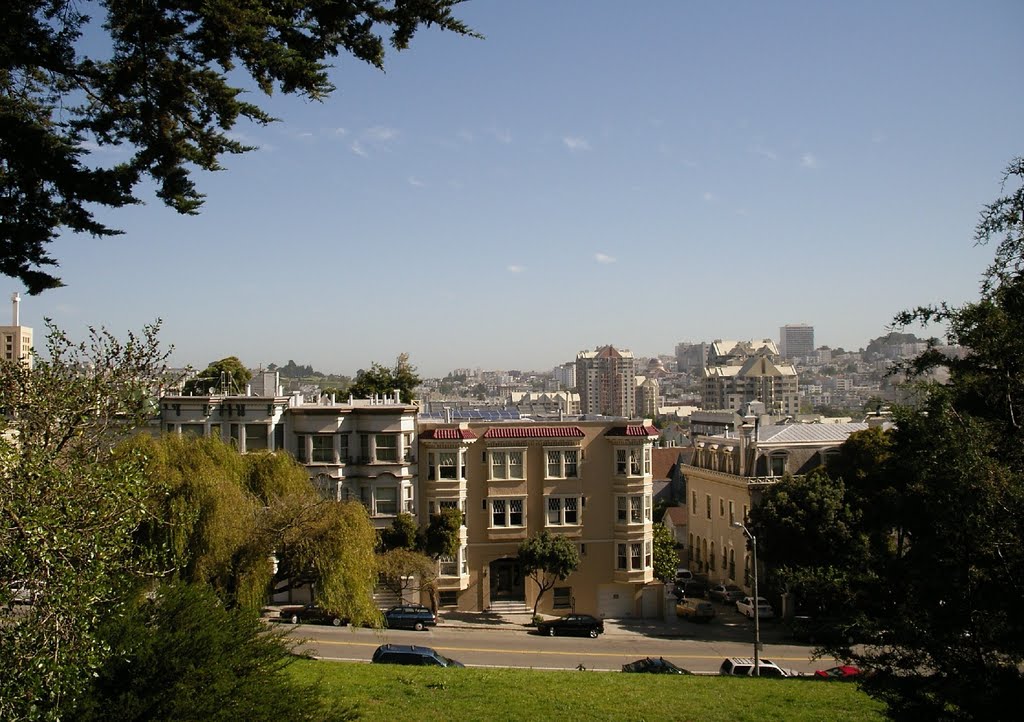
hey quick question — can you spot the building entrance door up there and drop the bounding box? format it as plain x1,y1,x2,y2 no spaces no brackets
489,559,524,601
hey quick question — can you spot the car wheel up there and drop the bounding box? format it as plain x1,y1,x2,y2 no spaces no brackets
548,627,556,637
290,614,299,625
588,629,598,638
414,621,424,631
332,617,342,627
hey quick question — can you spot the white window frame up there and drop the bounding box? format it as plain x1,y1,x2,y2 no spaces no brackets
374,486,398,516
488,448,525,481
311,434,335,464
429,449,461,481
489,497,526,528
375,434,398,463
545,447,579,479
546,496,581,526
617,494,648,526
615,447,644,476
769,452,787,477
616,543,627,570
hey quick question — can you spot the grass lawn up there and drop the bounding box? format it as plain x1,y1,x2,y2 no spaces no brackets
289,658,887,722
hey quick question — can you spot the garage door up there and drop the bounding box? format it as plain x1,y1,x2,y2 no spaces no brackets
597,584,634,618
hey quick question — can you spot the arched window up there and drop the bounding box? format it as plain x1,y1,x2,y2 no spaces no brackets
728,548,736,580
688,533,694,561
709,541,716,571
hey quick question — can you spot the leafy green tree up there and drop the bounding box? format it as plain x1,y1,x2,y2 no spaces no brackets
182,356,252,395
348,353,421,403
651,522,680,583
380,511,419,551
419,507,463,560
72,581,353,722
0,321,168,720
124,433,380,624
1,1,476,294
517,531,580,617
376,548,437,601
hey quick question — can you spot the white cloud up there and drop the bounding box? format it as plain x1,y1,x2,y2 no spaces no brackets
702,191,716,202
507,265,526,273
871,130,888,144
408,176,424,187
457,129,475,143
332,127,348,137
752,146,778,161
351,141,368,157
492,128,512,144
563,136,591,152
365,126,399,142
595,253,616,264
801,152,818,169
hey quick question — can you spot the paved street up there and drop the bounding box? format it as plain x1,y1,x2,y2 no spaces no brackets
270,606,841,675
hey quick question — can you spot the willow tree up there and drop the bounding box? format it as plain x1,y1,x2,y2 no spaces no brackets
125,433,379,623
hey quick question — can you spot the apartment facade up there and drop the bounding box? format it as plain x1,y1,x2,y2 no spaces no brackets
682,419,868,596
418,419,660,617
157,380,418,530
575,345,636,417
701,340,800,416
1,293,32,368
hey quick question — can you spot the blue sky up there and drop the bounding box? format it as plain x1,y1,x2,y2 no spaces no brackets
16,0,1023,378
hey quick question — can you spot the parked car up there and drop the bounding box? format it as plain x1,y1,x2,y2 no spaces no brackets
622,657,691,675
676,598,716,623
372,644,464,667
279,604,346,626
814,665,861,680
719,657,794,678
675,567,694,583
736,596,775,619
707,583,745,604
383,604,437,631
675,580,707,599
536,613,605,638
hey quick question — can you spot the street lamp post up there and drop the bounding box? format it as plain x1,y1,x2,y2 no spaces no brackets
733,521,760,676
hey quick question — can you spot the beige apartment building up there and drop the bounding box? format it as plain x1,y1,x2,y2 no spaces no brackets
1,293,33,368
418,419,660,617
682,416,870,596
701,339,799,416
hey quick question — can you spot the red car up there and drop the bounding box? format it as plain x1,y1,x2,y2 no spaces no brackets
814,665,861,680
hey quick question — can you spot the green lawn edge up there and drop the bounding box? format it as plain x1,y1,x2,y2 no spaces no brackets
289,658,887,722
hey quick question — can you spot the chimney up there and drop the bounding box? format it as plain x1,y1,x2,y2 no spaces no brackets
11,292,19,325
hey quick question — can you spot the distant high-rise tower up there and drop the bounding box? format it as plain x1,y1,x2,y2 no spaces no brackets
575,345,636,417
1,293,33,369
779,324,814,359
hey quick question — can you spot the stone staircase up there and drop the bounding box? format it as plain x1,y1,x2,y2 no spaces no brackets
487,599,530,615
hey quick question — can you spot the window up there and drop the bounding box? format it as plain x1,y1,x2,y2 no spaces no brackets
490,498,525,527
644,540,652,568
553,587,572,609
312,434,335,463
438,554,458,577
489,449,525,480
618,495,647,525
729,549,736,580
617,544,627,570
643,447,652,475
339,434,349,462
705,494,712,520
691,490,697,514
631,543,642,570
439,591,458,607
719,498,725,518
375,487,397,516
430,451,459,480
729,500,735,525
709,541,716,571
546,448,579,478
616,449,628,475
615,448,643,476
376,434,398,462
769,453,786,477
546,497,580,526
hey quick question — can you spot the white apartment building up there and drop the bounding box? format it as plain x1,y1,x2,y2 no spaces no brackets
576,345,636,418
1,293,33,369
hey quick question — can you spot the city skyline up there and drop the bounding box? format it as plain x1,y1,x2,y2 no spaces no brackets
9,1,1022,379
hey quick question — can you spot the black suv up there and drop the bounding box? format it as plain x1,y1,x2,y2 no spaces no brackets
383,604,437,631
372,644,464,667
